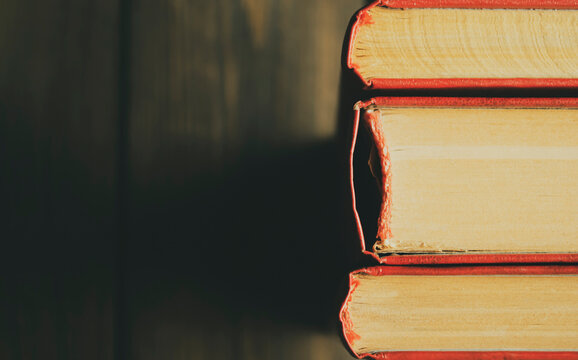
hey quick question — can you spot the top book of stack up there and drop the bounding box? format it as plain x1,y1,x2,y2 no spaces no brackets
347,0,578,89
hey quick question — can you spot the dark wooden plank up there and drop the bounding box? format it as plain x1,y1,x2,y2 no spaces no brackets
0,0,119,359
1,0,367,358
125,0,364,358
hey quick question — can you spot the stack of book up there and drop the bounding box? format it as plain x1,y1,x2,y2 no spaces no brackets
339,1,578,359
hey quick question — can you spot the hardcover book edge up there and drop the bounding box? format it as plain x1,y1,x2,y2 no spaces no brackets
349,97,578,264
347,1,578,89
340,266,578,359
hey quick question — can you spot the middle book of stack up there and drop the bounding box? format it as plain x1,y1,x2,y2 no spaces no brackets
339,1,578,359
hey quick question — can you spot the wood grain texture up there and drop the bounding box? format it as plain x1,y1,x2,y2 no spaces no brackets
1,0,365,358
0,0,119,359
124,0,363,359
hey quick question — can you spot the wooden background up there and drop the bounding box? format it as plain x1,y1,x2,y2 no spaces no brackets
0,0,369,359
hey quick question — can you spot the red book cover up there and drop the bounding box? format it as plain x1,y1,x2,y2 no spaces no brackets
340,265,578,359
347,1,578,89
350,97,578,265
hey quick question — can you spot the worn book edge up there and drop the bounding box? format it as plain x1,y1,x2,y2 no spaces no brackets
350,97,578,264
340,265,578,359
347,1,578,89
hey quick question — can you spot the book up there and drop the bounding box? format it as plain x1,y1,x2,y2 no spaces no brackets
347,1,578,89
340,265,578,359
350,97,578,264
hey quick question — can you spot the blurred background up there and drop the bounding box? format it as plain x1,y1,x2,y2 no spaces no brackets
0,0,370,359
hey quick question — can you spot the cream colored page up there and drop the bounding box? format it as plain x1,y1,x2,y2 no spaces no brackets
352,8,578,80
348,274,578,352
375,108,578,253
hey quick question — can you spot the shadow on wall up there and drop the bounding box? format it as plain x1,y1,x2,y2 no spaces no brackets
126,140,359,329
122,4,376,342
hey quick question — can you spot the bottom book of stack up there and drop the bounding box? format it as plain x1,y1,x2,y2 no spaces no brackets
340,266,578,359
